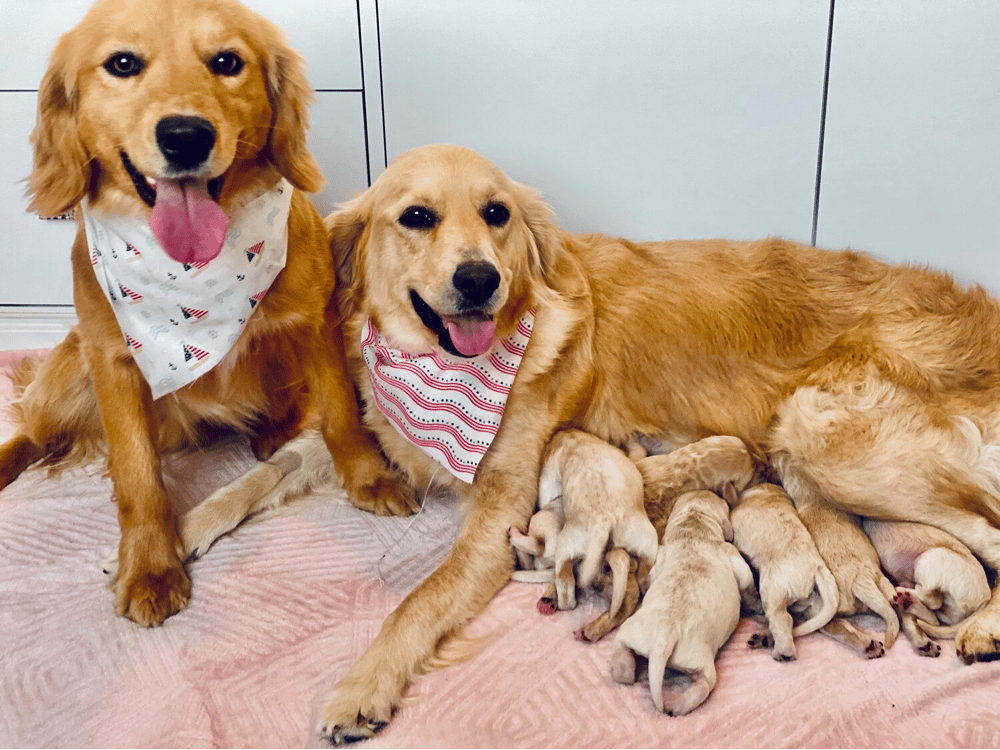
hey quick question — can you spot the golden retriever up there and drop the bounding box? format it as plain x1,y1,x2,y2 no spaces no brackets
170,143,1000,741
0,0,411,628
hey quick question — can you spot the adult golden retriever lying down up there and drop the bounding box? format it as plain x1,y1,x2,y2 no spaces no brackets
180,144,1000,742
0,0,411,628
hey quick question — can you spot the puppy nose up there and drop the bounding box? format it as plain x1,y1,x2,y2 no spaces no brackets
453,260,501,307
155,115,216,171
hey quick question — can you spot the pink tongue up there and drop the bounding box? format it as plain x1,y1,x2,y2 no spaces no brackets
444,317,495,357
149,179,228,264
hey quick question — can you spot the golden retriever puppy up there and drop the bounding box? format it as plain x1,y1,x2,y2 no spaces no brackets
521,429,657,610
863,518,991,650
795,502,900,658
611,490,753,715
729,483,839,661
636,435,759,540
0,0,411,627
177,144,1000,741
509,429,656,641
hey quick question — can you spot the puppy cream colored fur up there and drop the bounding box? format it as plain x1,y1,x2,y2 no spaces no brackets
729,483,839,661
864,518,990,647
611,490,753,715
796,502,900,658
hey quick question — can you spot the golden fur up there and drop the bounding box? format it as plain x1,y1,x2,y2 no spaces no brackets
161,143,1000,740
0,0,410,628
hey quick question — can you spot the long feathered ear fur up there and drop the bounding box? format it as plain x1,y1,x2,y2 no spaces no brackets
263,24,324,194
27,36,91,217
325,190,373,320
512,180,585,302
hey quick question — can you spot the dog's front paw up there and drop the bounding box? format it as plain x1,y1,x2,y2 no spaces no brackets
956,607,1000,664
317,672,400,745
747,632,772,650
113,553,190,627
346,473,418,517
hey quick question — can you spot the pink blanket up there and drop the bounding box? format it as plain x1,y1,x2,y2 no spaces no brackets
1,350,999,748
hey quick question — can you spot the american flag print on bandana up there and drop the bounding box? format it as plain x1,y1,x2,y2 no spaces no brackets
82,178,292,400
361,310,535,483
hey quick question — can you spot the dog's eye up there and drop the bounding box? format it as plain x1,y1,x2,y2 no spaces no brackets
209,51,244,77
398,206,438,230
104,52,144,78
482,202,510,228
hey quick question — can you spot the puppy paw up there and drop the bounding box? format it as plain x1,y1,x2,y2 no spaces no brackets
864,640,885,659
956,609,1000,665
537,596,557,615
747,632,773,650
346,474,418,517
918,640,942,658
892,589,915,610
771,648,796,662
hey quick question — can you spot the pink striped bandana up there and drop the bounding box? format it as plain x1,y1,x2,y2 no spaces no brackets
361,310,535,483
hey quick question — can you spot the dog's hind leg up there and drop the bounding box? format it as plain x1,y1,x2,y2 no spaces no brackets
661,664,715,716
576,548,639,642
899,611,942,657
821,617,885,659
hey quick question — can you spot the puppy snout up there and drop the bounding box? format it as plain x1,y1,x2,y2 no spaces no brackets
155,115,216,171
452,260,500,307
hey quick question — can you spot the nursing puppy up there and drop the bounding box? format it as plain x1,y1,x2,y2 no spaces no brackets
636,435,759,540
730,483,839,661
864,519,991,651
517,429,657,610
171,145,1000,741
796,503,900,658
611,490,754,715
0,0,409,626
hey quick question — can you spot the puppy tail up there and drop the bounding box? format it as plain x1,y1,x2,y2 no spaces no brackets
604,547,631,619
857,575,900,649
916,620,961,639
792,566,840,637
648,632,677,713
578,519,612,589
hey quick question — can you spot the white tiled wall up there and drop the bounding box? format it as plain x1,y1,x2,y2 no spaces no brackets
1,0,998,348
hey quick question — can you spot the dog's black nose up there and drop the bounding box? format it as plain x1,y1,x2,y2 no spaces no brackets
156,115,216,171
453,261,501,307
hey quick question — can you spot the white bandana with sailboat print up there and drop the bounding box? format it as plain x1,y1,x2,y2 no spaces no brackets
81,179,291,399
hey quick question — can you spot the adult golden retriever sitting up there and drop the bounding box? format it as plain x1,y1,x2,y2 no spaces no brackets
175,143,1000,741
0,0,412,628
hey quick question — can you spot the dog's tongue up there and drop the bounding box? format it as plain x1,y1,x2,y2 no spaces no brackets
149,178,228,264
444,317,495,357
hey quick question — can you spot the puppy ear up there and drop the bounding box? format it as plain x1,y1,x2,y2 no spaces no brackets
325,190,372,319
27,41,90,216
263,31,324,194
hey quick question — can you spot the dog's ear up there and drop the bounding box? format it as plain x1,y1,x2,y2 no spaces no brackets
512,181,584,301
27,39,90,217
263,29,324,194
325,190,373,319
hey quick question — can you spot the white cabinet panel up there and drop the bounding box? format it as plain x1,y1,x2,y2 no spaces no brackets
817,0,1000,292
1,93,76,306
1,0,361,91
307,92,371,217
377,0,829,244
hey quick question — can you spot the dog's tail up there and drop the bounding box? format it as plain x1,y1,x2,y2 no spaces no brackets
792,565,840,637
648,631,679,713
917,601,988,640
856,574,900,648
578,519,613,589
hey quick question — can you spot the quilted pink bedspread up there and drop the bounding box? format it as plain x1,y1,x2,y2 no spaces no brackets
1,349,999,748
